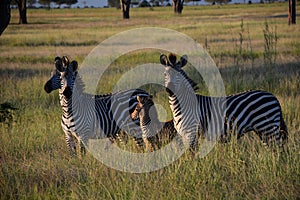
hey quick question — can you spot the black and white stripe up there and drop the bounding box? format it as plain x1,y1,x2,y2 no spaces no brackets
136,95,177,151
44,56,149,155
160,53,288,151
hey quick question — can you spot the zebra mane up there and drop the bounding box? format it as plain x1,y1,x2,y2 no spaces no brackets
74,73,113,98
176,68,199,92
74,72,86,93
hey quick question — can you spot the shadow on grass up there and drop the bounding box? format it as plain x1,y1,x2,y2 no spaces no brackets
0,68,51,79
190,60,300,95
219,61,300,94
220,61,300,78
267,14,300,19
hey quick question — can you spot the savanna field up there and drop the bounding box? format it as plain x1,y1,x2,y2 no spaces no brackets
0,3,300,199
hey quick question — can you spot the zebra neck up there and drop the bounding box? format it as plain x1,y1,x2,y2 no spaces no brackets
141,117,163,137
168,85,198,130
58,89,89,119
59,90,74,116
169,85,196,110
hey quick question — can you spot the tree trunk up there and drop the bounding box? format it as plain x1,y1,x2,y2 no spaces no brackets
0,0,11,36
16,0,27,24
120,0,131,19
288,0,296,25
173,0,184,14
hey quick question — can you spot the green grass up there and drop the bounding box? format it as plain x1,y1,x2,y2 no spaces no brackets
0,3,300,199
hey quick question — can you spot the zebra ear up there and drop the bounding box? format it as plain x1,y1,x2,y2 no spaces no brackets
137,95,142,103
70,60,78,72
179,55,188,68
160,54,169,66
55,57,64,72
137,95,150,104
54,56,61,62
136,96,144,108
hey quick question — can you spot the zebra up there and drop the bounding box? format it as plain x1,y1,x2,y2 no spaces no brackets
160,53,288,152
133,95,177,151
44,56,150,156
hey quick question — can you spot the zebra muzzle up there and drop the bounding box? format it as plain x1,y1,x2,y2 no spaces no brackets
44,81,53,93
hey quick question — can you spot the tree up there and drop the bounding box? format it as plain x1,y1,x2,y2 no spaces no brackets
64,0,77,7
15,0,27,24
120,0,131,19
0,0,11,35
0,0,29,35
173,0,184,14
288,0,296,25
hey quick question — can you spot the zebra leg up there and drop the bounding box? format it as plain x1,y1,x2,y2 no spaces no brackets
65,133,77,156
143,136,157,152
180,131,198,157
141,128,160,152
132,136,144,151
79,140,86,156
279,115,288,144
128,129,145,151
258,125,286,153
189,135,198,157
115,131,129,146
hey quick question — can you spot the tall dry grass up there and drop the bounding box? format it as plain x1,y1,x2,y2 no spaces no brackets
0,4,299,199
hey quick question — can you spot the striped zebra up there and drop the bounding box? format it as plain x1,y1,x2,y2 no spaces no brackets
133,95,177,151
44,56,150,156
160,53,288,151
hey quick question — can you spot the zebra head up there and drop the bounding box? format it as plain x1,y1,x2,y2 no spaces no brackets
131,95,154,120
160,53,198,96
44,56,78,98
136,95,156,123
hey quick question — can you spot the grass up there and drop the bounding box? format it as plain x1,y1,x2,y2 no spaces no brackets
0,3,300,199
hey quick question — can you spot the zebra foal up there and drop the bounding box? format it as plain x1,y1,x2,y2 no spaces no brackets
44,56,150,156
160,53,288,152
133,95,177,151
